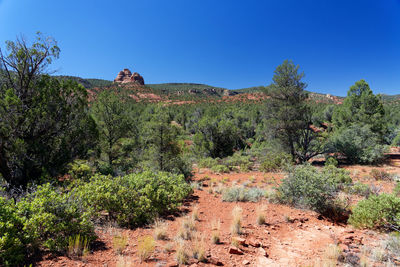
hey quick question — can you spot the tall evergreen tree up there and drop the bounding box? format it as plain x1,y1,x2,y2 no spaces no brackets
264,60,323,162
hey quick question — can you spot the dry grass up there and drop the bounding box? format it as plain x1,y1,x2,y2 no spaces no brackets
192,232,207,262
177,216,196,240
137,235,155,262
210,219,221,244
116,255,133,267
231,205,243,235
164,242,174,253
256,204,267,225
175,239,189,265
192,205,200,221
113,233,128,255
67,234,90,259
153,219,168,240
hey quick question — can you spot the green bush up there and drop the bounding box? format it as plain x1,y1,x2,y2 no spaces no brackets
329,125,388,164
75,171,192,227
393,183,400,196
222,186,265,202
325,157,338,167
68,159,93,181
17,183,95,252
322,165,352,185
223,154,252,171
344,182,371,197
198,157,219,168
259,152,291,172
211,164,230,174
0,197,29,266
277,165,348,217
348,193,400,229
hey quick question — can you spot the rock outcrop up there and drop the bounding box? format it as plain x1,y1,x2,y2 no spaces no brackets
114,68,145,85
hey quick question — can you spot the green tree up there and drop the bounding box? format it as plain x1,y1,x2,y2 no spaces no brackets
91,90,136,172
141,107,191,178
264,60,323,162
332,79,386,138
0,33,97,188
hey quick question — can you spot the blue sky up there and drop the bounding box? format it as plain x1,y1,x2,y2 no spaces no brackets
1,0,399,95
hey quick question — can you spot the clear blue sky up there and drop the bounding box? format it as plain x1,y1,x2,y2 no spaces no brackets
1,0,399,96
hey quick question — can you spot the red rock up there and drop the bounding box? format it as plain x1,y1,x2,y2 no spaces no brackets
338,243,349,252
208,256,223,266
229,246,244,255
248,239,261,248
166,261,179,267
114,68,145,85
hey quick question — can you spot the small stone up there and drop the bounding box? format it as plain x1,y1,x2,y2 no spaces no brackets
208,256,223,266
338,243,349,252
229,246,244,255
232,236,246,245
242,259,250,265
248,239,261,248
257,247,268,257
165,261,179,267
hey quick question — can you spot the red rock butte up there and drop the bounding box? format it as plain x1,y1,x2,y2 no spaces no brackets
114,68,145,85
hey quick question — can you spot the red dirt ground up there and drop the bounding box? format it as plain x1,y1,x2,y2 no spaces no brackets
37,163,400,267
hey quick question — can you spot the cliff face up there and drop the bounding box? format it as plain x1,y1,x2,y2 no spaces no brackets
114,68,145,85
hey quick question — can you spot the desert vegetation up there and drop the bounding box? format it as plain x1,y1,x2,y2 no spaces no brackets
1,33,400,267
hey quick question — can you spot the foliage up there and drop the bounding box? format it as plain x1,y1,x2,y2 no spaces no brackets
141,107,192,178
325,157,338,167
0,197,28,266
210,164,230,174
0,33,97,188
222,186,265,202
344,182,371,197
67,160,93,181
321,165,352,185
91,90,136,172
75,171,192,227
328,124,388,164
263,60,324,162
349,193,400,229
259,151,291,172
277,165,349,217
16,183,95,252
332,79,387,139
198,157,219,168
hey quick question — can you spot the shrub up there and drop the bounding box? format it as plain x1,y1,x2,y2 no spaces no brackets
329,125,388,164
259,152,291,172
211,164,230,174
17,183,95,252
67,159,93,181
322,165,352,185
198,157,219,168
394,183,400,197
0,197,28,266
75,171,192,227
137,235,155,262
223,154,252,171
277,165,348,217
349,193,400,229
345,182,371,197
210,219,221,244
222,186,265,202
370,169,392,181
325,157,338,167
